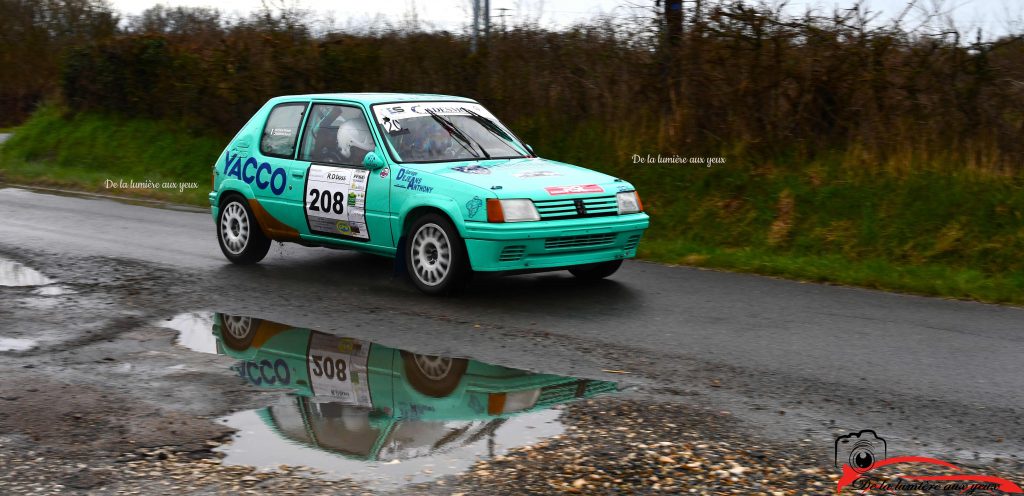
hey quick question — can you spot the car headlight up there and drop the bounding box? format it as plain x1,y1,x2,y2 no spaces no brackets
487,389,541,415
487,198,540,222
616,191,643,214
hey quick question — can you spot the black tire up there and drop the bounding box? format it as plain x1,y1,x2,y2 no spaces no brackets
220,314,261,351
569,260,623,280
404,213,471,295
401,351,468,397
217,195,271,264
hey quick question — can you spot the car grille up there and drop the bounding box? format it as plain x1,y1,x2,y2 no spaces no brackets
624,234,641,251
499,245,526,262
536,380,619,408
544,233,617,250
533,196,618,220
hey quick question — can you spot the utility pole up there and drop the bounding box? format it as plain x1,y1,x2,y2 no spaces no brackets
470,0,490,53
484,0,490,38
471,0,479,53
660,0,683,45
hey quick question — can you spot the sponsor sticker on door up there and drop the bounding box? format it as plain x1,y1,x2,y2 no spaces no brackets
305,165,369,239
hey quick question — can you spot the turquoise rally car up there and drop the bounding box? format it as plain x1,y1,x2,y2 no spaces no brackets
210,93,649,294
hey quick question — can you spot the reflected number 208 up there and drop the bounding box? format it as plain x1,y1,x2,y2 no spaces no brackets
311,354,348,382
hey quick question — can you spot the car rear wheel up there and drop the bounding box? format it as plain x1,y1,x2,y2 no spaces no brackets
405,213,470,295
569,260,623,280
401,351,468,397
217,196,271,265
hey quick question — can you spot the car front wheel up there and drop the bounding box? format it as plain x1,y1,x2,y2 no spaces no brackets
401,351,468,397
217,196,271,264
405,213,470,295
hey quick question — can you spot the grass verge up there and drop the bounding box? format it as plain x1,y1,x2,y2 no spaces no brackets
639,240,1024,305
0,106,223,205
3,107,1023,305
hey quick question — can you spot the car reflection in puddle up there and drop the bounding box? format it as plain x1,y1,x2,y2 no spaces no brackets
174,313,619,489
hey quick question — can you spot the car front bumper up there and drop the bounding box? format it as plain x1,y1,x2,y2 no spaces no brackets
461,213,649,272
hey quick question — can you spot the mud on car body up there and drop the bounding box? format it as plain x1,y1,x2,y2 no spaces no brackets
210,93,649,294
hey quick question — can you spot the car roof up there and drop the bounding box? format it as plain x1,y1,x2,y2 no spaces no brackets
268,92,477,105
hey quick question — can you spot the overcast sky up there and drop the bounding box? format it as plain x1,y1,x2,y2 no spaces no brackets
106,0,1022,38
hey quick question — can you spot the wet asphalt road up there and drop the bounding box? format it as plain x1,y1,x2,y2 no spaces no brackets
0,185,1021,470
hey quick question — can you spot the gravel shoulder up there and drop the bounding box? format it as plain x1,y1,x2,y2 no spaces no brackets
1,397,1019,495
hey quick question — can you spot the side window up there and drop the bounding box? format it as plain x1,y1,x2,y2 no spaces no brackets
260,103,306,158
298,104,377,166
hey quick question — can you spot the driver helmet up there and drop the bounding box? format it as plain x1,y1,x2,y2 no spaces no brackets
424,126,453,156
337,118,374,159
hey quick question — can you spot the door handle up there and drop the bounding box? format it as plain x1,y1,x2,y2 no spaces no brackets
291,171,304,178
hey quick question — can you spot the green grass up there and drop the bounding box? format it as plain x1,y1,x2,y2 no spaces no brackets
0,105,224,205
625,160,1024,305
3,107,1023,305
639,239,1024,304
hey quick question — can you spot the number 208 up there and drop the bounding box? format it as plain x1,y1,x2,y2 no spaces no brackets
308,189,344,214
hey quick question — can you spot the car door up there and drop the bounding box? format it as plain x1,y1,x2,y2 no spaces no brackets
253,100,310,232
295,102,392,247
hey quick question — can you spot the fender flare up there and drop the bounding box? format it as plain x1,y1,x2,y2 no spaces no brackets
394,194,468,240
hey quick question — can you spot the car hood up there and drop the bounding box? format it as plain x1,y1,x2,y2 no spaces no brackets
432,158,629,199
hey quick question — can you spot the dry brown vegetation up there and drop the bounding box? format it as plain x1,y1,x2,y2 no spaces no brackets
1,0,1022,173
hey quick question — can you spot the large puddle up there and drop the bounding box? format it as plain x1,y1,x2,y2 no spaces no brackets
161,312,619,489
160,312,218,354
0,257,55,286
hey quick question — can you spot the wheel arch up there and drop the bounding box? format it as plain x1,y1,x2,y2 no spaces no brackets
214,186,300,242
214,184,256,208
396,195,468,240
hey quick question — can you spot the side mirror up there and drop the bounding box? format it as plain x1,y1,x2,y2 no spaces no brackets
363,150,385,170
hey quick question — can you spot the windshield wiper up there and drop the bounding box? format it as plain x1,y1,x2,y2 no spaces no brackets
425,109,489,159
461,107,526,157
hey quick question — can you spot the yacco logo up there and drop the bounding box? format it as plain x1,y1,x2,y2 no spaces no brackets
233,358,291,387
223,153,287,195
545,184,604,195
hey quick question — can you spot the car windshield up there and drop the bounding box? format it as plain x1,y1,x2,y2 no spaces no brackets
371,102,529,163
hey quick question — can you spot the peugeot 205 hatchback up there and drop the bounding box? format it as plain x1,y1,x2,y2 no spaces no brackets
210,93,649,294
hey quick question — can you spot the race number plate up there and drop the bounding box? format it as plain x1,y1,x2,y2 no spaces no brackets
307,333,372,407
305,165,369,239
